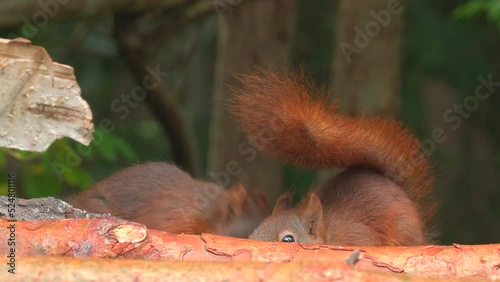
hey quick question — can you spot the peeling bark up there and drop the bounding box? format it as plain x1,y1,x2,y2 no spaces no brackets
0,196,111,221
0,38,94,151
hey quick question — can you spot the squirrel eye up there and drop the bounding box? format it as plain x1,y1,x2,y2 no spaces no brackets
281,234,295,243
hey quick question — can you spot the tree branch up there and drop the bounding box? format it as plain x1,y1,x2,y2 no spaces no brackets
0,0,199,28
0,218,498,280
112,11,207,175
8,256,467,281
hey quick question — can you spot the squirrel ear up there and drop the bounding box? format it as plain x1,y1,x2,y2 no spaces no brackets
256,193,269,214
298,192,324,241
248,191,270,216
272,193,292,214
226,183,248,212
227,183,247,196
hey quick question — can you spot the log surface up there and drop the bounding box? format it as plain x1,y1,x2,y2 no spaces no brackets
4,256,482,282
0,217,498,280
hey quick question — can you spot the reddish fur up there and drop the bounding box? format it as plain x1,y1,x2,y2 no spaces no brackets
230,68,436,245
66,162,268,237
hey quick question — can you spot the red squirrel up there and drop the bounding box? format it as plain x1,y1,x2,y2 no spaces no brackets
229,68,436,246
65,162,268,238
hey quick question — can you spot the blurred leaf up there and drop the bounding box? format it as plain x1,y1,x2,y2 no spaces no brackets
22,163,62,198
0,151,5,167
41,152,91,190
2,148,42,161
138,120,161,139
94,130,120,163
453,1,490,19
488,0,500,22
63,167,93,189
113,137,138,162
93,129,138,163
454,0,500,28
0,183,7,195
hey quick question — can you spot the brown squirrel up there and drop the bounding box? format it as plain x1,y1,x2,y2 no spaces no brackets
65,162,268,238
229,68,436,246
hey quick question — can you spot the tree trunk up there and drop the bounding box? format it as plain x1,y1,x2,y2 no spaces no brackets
208,0,296,203
318,0,404,182
331,0,404,115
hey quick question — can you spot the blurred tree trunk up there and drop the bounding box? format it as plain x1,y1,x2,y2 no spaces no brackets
182,18,219,175
318,0,405,182
208,0,296,203
420,79,500,244
331,0,404,115
0,0,201,27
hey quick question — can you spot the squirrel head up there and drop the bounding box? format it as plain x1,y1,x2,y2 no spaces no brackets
248,192,327,244
219,183,269,238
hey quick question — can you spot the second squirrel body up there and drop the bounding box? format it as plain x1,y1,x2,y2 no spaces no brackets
230,69,436,246
66,162,268,238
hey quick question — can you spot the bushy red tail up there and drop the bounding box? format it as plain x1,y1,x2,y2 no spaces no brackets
229,68,435,224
